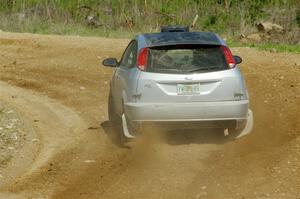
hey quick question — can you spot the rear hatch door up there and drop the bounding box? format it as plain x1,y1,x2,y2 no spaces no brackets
136,45,246,103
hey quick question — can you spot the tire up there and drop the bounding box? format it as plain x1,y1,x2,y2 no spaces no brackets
108,89,120,124
226,128,242,140
226,109,254,140
108,90,130,145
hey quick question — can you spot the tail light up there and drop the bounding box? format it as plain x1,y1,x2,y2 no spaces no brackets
137,48,148,71
221,46,236,68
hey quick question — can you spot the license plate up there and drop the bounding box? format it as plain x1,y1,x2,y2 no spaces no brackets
177,83,200,95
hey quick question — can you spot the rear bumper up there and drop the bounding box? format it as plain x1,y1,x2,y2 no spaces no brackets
124,100,249,124
132,120,239,130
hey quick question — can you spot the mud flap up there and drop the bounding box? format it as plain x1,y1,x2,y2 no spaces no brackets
236,109,253,139
121,113,135,139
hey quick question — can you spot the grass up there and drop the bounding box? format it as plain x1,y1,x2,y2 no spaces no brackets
1,13,299,54
0,14,136,38
31,24,137,38
227,39,300,54
252,43,300,53
1,0,299,37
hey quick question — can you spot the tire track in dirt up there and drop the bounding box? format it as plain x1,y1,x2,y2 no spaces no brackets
0,81,87,198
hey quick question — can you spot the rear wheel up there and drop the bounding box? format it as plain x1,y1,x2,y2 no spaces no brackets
108,89,129,145
108,89,120,124
225,128,242,140
108,92,135,144
226,109,253,140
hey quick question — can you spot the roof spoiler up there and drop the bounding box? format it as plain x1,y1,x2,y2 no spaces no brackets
161,26,189,33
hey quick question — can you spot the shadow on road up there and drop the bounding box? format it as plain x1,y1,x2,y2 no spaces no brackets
101,120,230,147
161,128,228,145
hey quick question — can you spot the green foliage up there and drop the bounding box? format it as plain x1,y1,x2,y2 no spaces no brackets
0,0,299,38
296,9,300,27
243,0,266,24
227,39,300,54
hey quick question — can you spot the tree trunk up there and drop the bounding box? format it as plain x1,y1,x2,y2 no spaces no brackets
224,0,231,12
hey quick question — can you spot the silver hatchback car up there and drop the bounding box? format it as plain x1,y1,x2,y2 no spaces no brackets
103,26,253,140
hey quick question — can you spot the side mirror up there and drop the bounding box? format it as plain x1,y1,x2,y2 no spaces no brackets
102,58,118,67
233,55,242,64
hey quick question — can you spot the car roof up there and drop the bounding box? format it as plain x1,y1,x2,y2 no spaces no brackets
136,31,225,49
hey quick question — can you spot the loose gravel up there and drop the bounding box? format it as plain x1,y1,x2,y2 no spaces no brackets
0,102,26,168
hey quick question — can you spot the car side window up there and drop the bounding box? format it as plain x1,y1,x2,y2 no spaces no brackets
119,41,137,69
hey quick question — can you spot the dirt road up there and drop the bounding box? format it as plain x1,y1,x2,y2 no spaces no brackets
0,32,299,199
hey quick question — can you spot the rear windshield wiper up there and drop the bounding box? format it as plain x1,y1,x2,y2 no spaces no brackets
185,66,220,73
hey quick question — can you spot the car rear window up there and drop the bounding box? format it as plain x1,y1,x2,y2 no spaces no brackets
146,45,228,74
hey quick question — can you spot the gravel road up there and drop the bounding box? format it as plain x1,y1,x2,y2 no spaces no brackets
0,32,299,199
